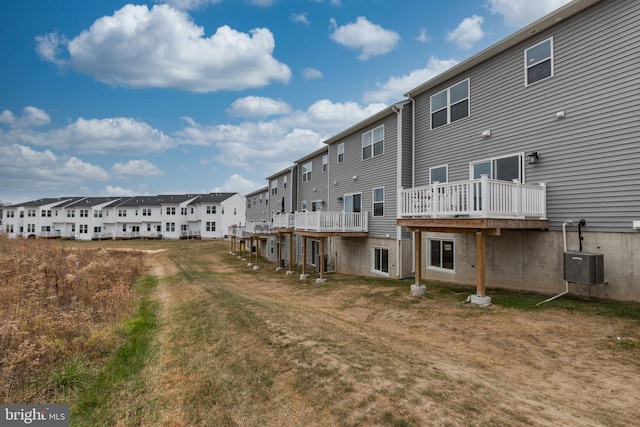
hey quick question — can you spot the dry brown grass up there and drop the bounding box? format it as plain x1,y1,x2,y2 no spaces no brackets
0,236,143,403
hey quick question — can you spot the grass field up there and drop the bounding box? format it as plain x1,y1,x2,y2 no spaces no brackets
3,238,640,426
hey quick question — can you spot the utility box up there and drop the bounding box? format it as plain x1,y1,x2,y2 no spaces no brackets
564,251,604,285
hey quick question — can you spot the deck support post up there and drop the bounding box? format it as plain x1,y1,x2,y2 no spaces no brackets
414,230,422,286
476,231,486,297
288,233,294,273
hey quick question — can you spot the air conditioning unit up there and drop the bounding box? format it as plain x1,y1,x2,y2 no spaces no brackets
564,251,604,285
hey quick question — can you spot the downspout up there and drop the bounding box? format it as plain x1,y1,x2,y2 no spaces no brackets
392,102,403,278
408,95,417,275
537,220,573,305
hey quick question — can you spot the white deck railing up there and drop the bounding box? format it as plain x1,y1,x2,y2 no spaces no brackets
400,176,546,219
272,213,295,229
246,222,272,234
294,211,368,232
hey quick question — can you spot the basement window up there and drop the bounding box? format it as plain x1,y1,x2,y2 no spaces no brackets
428,238,455,272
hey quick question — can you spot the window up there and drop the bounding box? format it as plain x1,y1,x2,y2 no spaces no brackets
94,226,102,233
166,207,176,215
79,224,88,234
181,224,188,232
322,154,328,172
94,210,103,218
80,209,89,218
302,162,312,182
301,200,308,212
142,208,151,216
430,79,469,129
429,165,448,184
344,193,362,213
206,206,216,214
429,238,455,271
41,210,51,217
41,226,51,232
26,224,35,233
206,221,216,231
337,143,344,163
525,37,553,86
362,125,384,160
181,207,187,215
373,187,384,217
372,247,389,275
27,209,36,217
7,224,13,233
271,181,278,195
470,153,524,182
165,222,175,232
6,211,14,218
284,176,288,189
311,200,323,212
118,209,127,217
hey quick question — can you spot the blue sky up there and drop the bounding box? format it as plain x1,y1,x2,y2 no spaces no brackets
0,0,571,205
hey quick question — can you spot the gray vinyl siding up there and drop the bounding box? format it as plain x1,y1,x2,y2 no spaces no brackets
246,188,269,223
327,111,399,238
413,0,639,232
297,152,328,211
400,104,414,240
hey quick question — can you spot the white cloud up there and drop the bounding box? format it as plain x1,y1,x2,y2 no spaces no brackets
34,31,67,66
105,185,137,197
227,96,292,118
0,107,50,128
446,15,485,50
212,173,262,195
329,17,400,60
363,56,459,103
7,117,175,155
417,28,430,43
111,160,165,177
487,0,572,27
63,157,111,180
36,4,291,93
291,13,310,25
302,67,323,80
0,144,110,192
159,0,222,11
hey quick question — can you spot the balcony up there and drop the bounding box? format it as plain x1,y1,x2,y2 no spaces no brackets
400,176,546,220
246,221,273,235
294,211,368,234
271,213,295,229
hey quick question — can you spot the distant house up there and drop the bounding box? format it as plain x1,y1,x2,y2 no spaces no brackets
2,192,245,241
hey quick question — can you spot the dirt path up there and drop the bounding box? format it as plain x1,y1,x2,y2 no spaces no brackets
137,241,640,426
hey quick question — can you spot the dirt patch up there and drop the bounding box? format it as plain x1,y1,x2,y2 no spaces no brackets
139,241,640,426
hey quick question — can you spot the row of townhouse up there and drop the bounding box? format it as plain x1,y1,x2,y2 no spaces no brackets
1,193,245,241
237,0,640,302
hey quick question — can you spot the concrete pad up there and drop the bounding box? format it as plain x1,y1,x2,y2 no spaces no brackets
469,294,492,307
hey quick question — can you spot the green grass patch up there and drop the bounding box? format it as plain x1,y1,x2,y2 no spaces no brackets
70,275,159,426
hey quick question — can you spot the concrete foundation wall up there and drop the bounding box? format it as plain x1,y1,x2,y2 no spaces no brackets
421,230,640,302
332,237,413,279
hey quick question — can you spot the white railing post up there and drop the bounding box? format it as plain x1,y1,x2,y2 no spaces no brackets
539,182,547,219
512,178,521,217
480,174,489,217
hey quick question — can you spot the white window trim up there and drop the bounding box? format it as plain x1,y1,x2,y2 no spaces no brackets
371,246,390,277
430,78,470,130
322,154,328,172
429,164,449,184
372,187,385,217
343,192,362,213
469,152,525,183
524,37,554,87
302,161,312,182
362,125,384,160
427,237,456,273
337,143,345,164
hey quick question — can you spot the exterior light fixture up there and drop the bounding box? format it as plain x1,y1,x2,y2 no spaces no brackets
352,175,358,181
527,151,539,164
